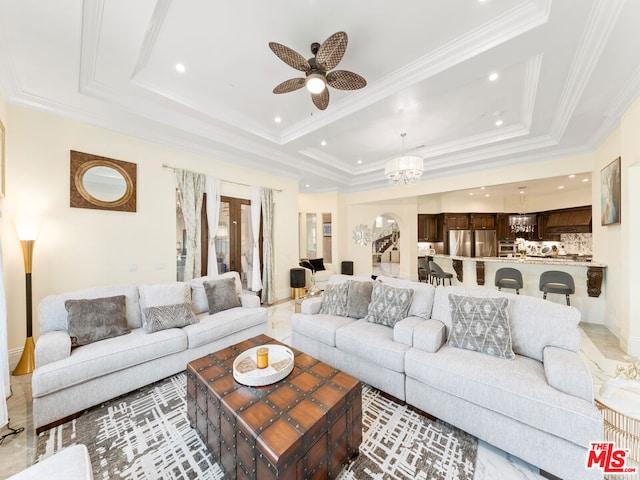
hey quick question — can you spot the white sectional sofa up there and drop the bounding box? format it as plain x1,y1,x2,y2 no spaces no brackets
32,272,267,432
291,274,604,480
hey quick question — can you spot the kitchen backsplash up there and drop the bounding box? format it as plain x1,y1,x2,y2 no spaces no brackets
559,233,593,255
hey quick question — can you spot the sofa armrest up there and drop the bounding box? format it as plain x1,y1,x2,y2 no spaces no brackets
393,316,425,347
301,297,323,315
241,293,260,308
412,319,447,353
543,346,594,403
35,331,71,369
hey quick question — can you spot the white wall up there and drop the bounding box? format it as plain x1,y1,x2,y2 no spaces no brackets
0,105,299,354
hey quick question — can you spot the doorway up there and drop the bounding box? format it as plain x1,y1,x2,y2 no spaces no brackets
372,214,400,277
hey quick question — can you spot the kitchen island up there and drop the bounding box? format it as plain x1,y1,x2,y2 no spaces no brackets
423,254,606,324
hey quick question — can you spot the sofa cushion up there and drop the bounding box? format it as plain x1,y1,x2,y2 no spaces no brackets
190,272,243,314
139,282,190,326
404,345,603,447
320,282,350,316
39,284,142,333
336,319,409,373
143,303,197,333
346,280,374,319
364,281,414,327
65,295,130,347
291,313,356,347
32,328,186,398
204,277,241,314
412,319,447,353
431,286,580,362
448,294,514,360
377,276,435,319
183,307,267,349
544,346,594,403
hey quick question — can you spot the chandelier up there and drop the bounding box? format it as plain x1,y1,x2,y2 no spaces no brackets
385,133,424,185
509,187,536,234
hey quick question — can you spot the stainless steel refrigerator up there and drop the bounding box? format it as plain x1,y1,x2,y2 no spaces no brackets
449,230,472,257
474,230,497,257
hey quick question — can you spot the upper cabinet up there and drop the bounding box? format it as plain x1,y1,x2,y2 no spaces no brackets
418,214,443,242
470,213,496,230
496,214,515,241
444,213,470,230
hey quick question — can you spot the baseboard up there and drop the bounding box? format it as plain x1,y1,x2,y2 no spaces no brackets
625,335,640,356
8,347,22,372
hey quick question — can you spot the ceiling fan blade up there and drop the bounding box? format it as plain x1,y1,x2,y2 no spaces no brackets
312,88,329,110
273,78,306,94
268,42,310,72
316,31,348,72
327,70,367,90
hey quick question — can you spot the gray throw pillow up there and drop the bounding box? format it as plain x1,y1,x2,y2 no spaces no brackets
319,282,350,316
65,295,130,347
346,280,373,319
204,277,241,314
448,294,515,360
143,303,197,333
364,282,414,327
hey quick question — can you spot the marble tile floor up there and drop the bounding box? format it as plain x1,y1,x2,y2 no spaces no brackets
0,302,631,480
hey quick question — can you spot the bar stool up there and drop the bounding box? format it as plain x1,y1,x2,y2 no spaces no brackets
418,257,429,283
495,267,524,294
539,270,575,306
429,261,453,286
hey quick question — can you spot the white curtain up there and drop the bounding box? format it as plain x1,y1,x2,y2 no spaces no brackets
250,187,263,292
1,231,9,428
176,170,206,281
261,188,275,305
205,176,221,276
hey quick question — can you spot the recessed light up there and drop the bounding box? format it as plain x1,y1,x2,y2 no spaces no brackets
480,186,486,190
582,178,589,182
558,185,564,189
519,190,525,194
321,140,327,146
568,174,576,178
357,159,363,165
175,63,186,73
469,192,474,196
274,116,282,123
485,193,490,197
489,72,499,81
305,184,310,188
495,119,503,127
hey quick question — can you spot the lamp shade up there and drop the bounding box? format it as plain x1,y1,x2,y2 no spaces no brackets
306,73,326,94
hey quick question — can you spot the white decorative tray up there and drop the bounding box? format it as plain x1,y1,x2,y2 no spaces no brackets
232,344,295,387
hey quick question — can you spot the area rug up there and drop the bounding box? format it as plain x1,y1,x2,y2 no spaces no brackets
36,373,477,480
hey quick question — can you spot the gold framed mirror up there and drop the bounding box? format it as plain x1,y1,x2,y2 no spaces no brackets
70,150,137,212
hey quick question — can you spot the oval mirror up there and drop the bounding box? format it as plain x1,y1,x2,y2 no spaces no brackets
82,166,127,202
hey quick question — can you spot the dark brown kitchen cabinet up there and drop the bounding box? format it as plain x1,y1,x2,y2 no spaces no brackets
418,214,442,242
470,213,496,230
496,214,516,241
445,214,469,230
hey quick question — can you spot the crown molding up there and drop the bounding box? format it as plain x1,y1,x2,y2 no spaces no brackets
521,53,543,129
549,0,626,141
131,0,172,78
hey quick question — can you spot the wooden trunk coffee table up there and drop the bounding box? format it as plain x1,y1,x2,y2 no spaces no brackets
186,334,362,480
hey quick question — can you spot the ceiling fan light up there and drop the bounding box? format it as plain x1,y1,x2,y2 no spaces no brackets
306,73,326,94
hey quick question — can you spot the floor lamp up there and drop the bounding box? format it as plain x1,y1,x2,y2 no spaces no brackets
12,219,38,376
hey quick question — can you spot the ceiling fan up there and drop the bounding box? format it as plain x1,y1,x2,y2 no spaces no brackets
269,31,367,111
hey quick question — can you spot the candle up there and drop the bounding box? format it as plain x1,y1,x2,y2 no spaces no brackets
256,347,269,369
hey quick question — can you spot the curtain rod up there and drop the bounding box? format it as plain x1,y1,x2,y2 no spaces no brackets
162,164,282,192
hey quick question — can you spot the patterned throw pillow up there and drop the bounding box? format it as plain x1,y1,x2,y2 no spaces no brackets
204,277,241,314
364,282,414,327
320,282,350,316
143,303,197,334
65,295,130,347
448,294,515,359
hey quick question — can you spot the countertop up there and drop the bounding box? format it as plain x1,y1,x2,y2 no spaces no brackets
427,253,606,268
